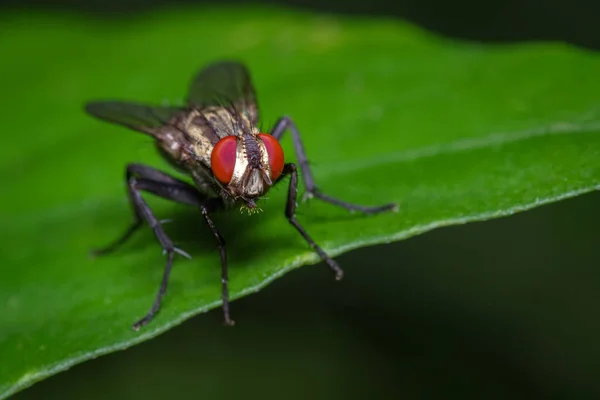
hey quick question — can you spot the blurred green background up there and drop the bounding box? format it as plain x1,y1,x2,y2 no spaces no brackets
3,0,600,399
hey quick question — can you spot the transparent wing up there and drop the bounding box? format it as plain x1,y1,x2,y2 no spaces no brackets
187,61,259,125
84,101,183,136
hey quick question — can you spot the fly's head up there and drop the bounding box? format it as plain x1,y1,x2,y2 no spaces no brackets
210,131,285,210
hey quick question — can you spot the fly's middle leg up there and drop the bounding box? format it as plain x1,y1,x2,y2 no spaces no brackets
93,163,207,330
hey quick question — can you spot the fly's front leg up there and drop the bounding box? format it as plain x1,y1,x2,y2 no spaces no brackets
93,163,208,331
270,116,398,214
201,198,234,326
282,163,344,280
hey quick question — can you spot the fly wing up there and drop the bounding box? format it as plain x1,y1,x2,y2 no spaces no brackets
84,101,183,136
187,61,259,125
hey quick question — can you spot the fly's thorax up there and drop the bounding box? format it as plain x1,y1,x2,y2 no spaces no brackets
154,125,192,168
190,164,220,198
183,109,219,166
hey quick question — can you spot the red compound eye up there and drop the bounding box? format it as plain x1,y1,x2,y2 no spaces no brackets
211,136,237,184
258,133,285,181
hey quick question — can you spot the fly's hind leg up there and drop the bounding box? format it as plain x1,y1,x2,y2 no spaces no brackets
270,116,398,214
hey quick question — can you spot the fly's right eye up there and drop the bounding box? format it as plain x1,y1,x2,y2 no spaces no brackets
211,136,237,184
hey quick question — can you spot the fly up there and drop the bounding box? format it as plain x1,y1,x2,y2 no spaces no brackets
85,60,398,331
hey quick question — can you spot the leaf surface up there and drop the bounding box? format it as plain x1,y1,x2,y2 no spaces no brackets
1,6,599,399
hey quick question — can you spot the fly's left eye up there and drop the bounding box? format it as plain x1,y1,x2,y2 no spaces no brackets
211,136,238,184
258,133,284,181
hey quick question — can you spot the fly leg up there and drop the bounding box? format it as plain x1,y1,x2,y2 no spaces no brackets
281,163,344,280
201,198,234,326
91,163,204,256
270,116,398,214
92,163,212,330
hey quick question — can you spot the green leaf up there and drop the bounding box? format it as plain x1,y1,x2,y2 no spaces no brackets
1,6,599,399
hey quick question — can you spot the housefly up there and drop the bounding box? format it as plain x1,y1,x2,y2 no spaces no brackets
85,60,397,331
